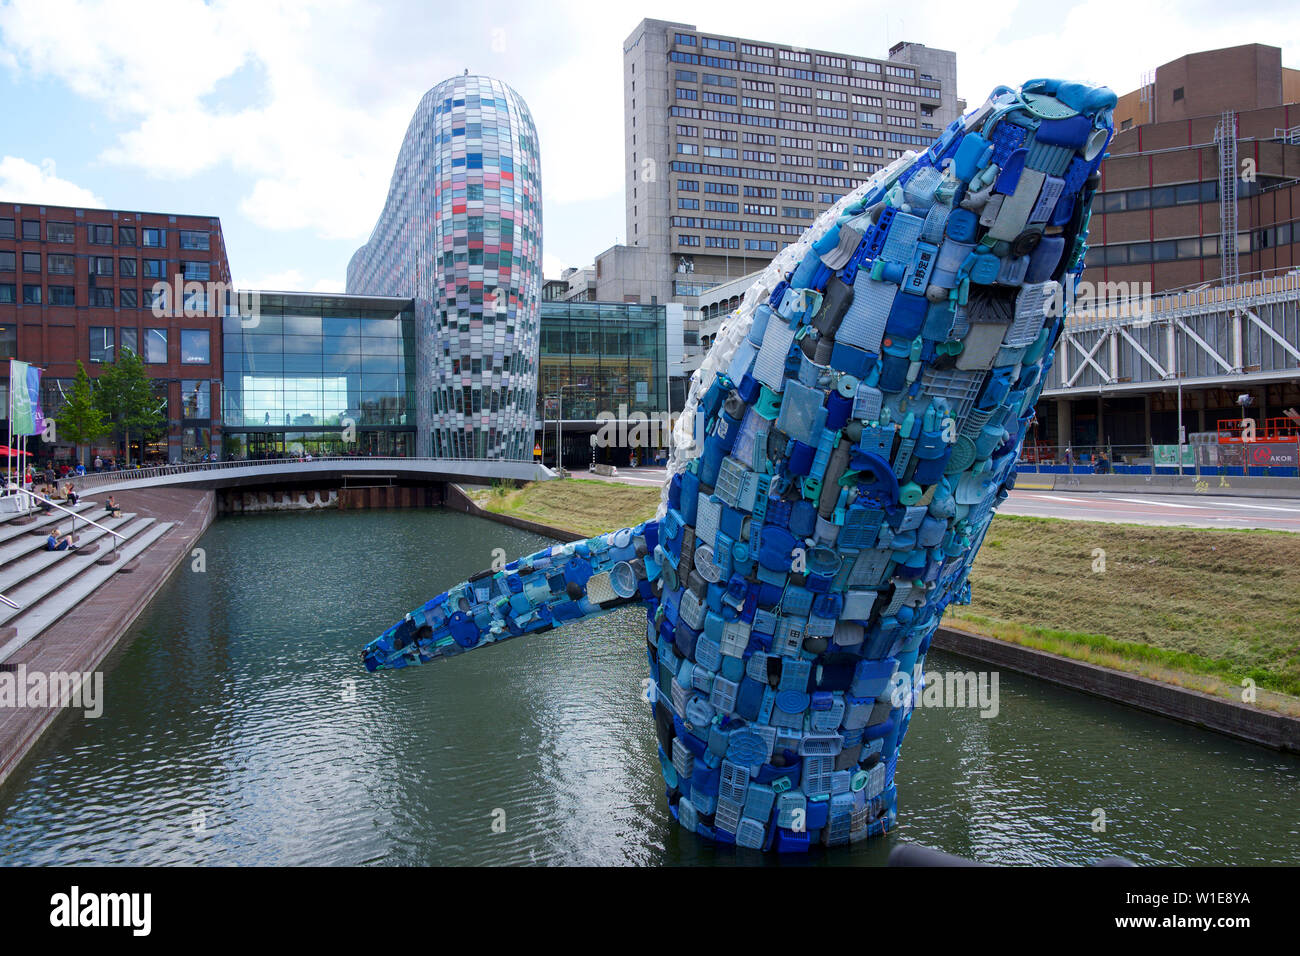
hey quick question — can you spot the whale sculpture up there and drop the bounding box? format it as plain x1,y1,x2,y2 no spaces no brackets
362,79,1117,852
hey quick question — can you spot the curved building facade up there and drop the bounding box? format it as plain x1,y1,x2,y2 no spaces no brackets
348,74,543,459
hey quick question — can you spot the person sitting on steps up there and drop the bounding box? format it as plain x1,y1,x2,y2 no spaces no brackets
46,529,77,552
64,482,78,506
105,495,123,518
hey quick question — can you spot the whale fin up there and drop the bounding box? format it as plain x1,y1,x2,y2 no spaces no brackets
361,520,660,671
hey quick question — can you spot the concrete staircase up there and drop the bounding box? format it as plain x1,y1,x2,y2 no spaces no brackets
0,498,174,663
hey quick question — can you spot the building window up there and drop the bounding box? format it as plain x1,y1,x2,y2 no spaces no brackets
22,252,40,273
0,284,14,303
90,327,115,363
89,224,113,244
47,221,74,243
182,260,210,280
0,219,13,239
0,323,14,359
119,257,137,277
142,228,166,248
120,327,138,355
180,329,210,364
22,284,41,304
21,220,39,240
143,258,166,278
179,230,210,251
0,251,13,272
120,289,138,309
181,380,211,418
91,287,114,307
49,285,75,306
48,254,74,274
119,225,136,246
1172,87,1184,102
144,327,167,363
90,256,113,276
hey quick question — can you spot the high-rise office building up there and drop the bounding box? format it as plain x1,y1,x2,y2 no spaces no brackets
348,74,543,460
599,19,961,306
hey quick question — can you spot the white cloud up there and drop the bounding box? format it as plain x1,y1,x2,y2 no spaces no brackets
235,266,347,293
543,251,573,279
0,156,105,207
2,0,1297,286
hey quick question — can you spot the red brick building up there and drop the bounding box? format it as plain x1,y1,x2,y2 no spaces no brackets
0,203,230,463
1088,43,1299,290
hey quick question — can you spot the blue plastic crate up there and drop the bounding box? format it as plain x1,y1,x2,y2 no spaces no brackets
710,676,739,713
715,795,744,835
736,817,767,850
719,759,750,804
776,791,806,829
678,797,699,833
802,754,835,799
743,782,776,822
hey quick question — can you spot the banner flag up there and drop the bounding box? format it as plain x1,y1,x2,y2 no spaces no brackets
9,360,43,436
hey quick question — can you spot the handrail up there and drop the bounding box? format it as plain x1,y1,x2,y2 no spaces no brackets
17,489,125,543
68,455,541,488
0,592,19,610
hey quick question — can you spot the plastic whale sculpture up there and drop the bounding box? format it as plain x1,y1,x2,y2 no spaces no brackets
362,78,1117,852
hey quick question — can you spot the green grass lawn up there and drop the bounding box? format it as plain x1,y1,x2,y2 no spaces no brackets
471,480,1300,710
470,478,660,539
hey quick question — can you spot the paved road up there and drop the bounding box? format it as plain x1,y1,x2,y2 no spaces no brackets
572,467,1300,532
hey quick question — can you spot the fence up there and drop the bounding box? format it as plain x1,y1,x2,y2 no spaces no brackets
1017,442,1299,479
43,456,539,491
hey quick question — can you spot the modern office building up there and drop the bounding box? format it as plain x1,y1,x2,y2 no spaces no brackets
597,19,961,308
536,299,681,468
0,202,230,462
220,291,416,459
1031,43,1300,459
347,73,544,461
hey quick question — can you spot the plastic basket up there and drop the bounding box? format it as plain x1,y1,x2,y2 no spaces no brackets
776,791,807,829
735,817,767,850
710,677,739,713
719,759,751,804
715,795,744,835
672,737,695,781
838,273,895,352
801,754,835,799
743,782,776,822
720,619,751,658
799,733,845,757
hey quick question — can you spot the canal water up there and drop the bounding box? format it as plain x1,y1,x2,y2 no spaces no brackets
1,508,1296,866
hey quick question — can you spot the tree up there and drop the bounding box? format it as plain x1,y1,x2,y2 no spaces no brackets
55,361,110,467
93,349,164,466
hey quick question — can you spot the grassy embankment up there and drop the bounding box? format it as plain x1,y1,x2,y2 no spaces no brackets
469,479,1300,715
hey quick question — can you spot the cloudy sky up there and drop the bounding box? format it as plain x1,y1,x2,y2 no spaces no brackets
1,0,1296,291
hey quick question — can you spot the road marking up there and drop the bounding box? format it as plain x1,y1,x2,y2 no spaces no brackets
1112,497,1201,509
1212,501,1300,514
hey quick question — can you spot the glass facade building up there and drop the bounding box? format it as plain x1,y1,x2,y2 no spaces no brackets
221,292,416,458
347,74,543,460
537,301,668,422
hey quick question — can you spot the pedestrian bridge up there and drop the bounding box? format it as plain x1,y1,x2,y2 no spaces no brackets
65,457,554,494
